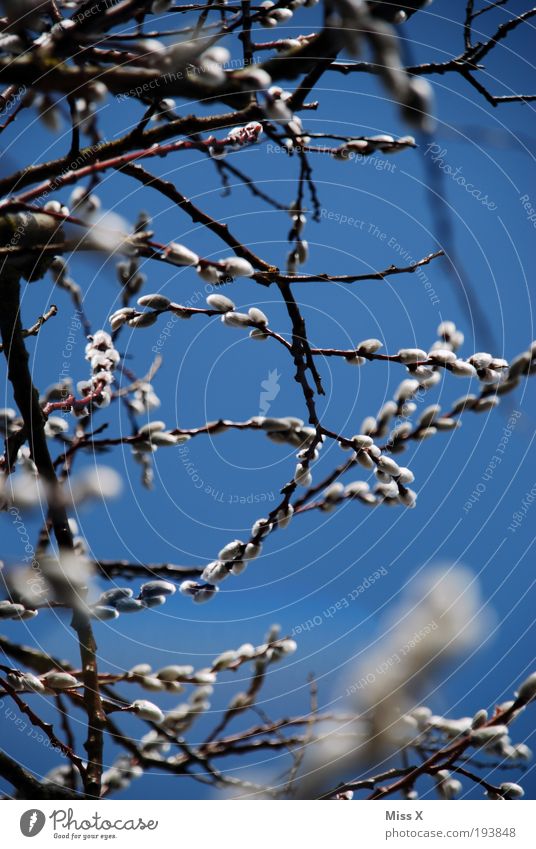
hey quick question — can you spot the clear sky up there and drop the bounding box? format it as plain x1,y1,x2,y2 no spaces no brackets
1,0,535,800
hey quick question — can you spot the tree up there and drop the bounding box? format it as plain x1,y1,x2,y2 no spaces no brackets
0,0,535,801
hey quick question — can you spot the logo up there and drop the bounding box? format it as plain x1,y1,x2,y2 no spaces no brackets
259,368,281,415
20,810,46,837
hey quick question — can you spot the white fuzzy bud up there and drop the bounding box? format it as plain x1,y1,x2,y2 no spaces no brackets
252,518,272,538
344,481,369,497
243,542,262,561
469,352,492,369
352,434,374,449
231,560,247,575
166,243,199,266
18,673,46,694
377,455,401,477
357,338,382,354
450,360,477,377
395,379,420,401
398,348,427,364
516,671,536,704
91,605,120,621
218,540,244,561
156,665,194,681
228,692,252,709
500,782,524,799
197,265,222,283
222,311,251,328
356,451,374,469
323,482,345,503
221,257,255,278
131,699,165,723
42,671,79,690
399,487,417,508
473,396,500,413
191,669,217,684
294,463,312,487
128,312,158,329
234,68,272,90
248,307,268,325
440,778,462,799
206,294,235,312
470,725,508,744
115,597,145,613
276,638,297,655
250,328,269,341
471,709,488,729
150,432,180,446
429,348,457,364
212,650,238,670
137,294,171,309
138,421,166,436
140,580,176,597
201,561,229,583
397,467,414,484
277,504,294,528
513,743,532,760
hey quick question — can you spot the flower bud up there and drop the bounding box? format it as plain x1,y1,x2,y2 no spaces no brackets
221,257,255,278
206,293,235,312
218,540,245,561
166,243,199,266
91,605,120,621
156,665,193,681
115,597,145,613
42,671,79,690
128,312,158,328
500,782,524,799
398,348,427,364
212,650,238,670
450,360,477,377
357,338,382,354
131,699,165,723
516,671,536,704
471,725,508,744
471,709,488,729
140,580,176,597
248,307,268,325
137,294,171,309
222,311,251,328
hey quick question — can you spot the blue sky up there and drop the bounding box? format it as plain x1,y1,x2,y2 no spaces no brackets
1,0,536,799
